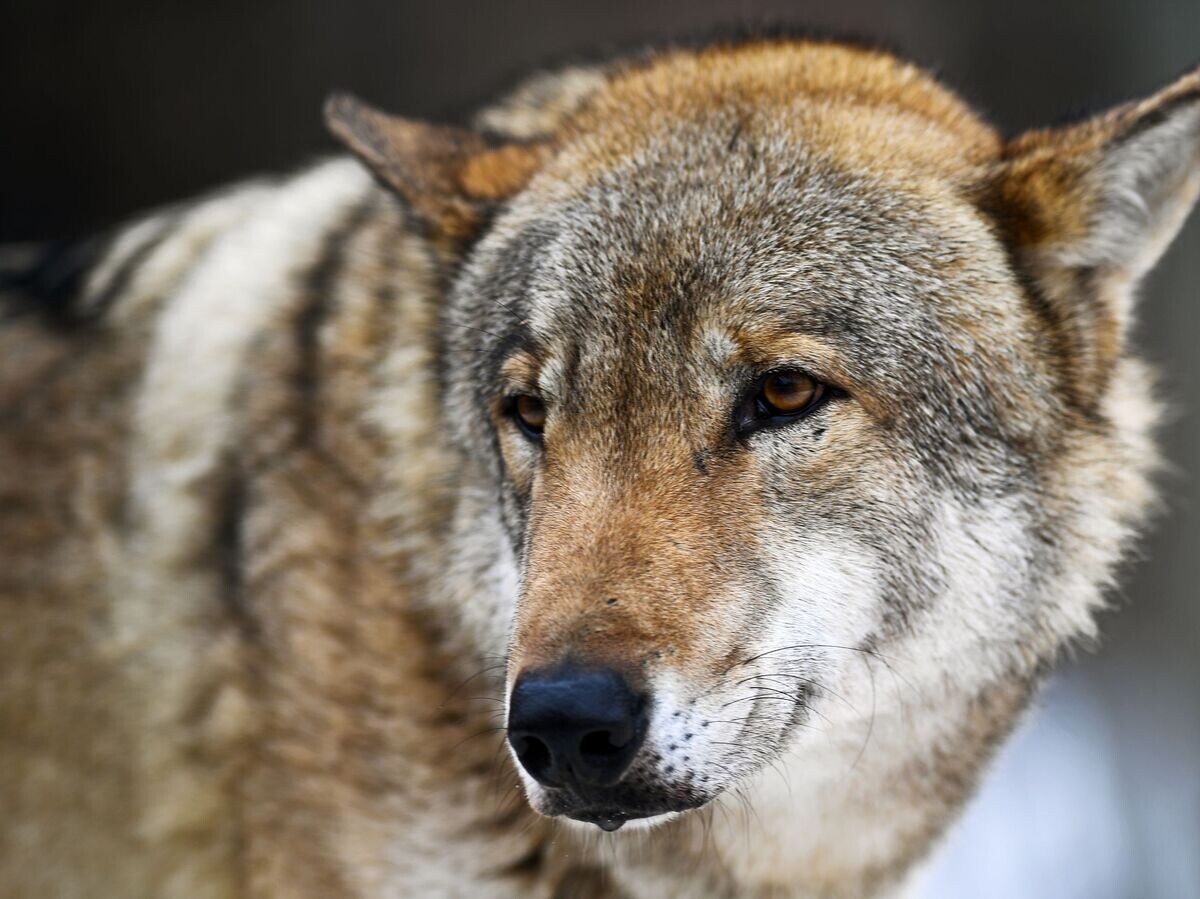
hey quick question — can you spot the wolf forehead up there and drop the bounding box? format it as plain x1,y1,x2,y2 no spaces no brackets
447,72,1051,452
460,144,1016,355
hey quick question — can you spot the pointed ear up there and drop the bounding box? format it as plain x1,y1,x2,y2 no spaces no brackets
324,93,549,245
984,66,1200,407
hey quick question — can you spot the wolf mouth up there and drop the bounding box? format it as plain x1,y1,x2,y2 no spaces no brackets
568,809,636,832
550,792,711,831
565,804,697,832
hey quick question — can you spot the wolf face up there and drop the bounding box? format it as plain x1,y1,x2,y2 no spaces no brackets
447,111,1047,828
330,39,1199,846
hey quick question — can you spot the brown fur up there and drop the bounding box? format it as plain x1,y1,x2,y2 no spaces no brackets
2,36,1197,899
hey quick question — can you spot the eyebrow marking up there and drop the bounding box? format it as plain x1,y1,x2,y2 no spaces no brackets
486,327,539,385
499,348,542,390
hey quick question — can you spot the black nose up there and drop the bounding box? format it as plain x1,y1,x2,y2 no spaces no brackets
507,666,647,789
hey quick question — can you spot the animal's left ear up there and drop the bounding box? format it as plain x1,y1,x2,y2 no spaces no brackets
325,93,549,247
985,66,1199,405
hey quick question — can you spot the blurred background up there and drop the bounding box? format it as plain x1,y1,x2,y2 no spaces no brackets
3,1,1197,896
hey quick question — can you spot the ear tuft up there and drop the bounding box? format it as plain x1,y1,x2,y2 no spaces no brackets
324,92,549,244
986,65,1200,407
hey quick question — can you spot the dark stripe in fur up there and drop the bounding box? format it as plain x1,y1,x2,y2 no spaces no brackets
0,213,185,331
0,235,112,327
86,214,185,322
292,194,378,448
214,468,259,641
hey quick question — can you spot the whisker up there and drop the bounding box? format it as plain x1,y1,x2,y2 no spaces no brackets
487,297,529,326
850,650,878,772
448,321,508,343
446,725,506,753
441,663,508,707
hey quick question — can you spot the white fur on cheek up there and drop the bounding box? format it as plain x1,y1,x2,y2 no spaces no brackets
885,495,1034,698
757,531,884,676
635,535,884,803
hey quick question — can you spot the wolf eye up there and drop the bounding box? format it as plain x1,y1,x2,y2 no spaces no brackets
509,394,546,439
737,369,833,434
761,371,820,414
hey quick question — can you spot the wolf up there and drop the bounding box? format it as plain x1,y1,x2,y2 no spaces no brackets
1,33,1197,899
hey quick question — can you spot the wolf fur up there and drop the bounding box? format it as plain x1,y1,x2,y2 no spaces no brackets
1,36,1197,899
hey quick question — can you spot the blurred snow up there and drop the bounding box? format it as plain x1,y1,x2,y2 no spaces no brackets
923,667,1200,899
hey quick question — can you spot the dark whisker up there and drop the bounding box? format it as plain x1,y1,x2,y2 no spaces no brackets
447,725,506,753
442,662,508,707
449,321,508,342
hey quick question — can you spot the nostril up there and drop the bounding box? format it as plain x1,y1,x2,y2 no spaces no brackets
579,728,629,762
513,734,555,784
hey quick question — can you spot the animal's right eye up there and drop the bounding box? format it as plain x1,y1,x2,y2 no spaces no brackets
761,370,821,415
508,394,546,440
735,368,838,436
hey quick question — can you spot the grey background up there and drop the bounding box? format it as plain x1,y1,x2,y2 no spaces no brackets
3,1,1197,896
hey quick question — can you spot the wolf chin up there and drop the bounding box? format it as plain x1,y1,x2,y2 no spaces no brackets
2,35,1198,899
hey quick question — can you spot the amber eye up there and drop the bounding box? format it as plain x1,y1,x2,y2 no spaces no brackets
511,394,546,438
761,371,821,414
736,369,833,435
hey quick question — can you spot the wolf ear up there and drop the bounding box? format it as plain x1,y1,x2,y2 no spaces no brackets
325,93,548,245
985,66,1200,406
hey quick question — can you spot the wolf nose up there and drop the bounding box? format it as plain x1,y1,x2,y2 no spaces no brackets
507,666,646,789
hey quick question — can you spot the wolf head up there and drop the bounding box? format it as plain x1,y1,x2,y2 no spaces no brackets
330,40,1199,831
